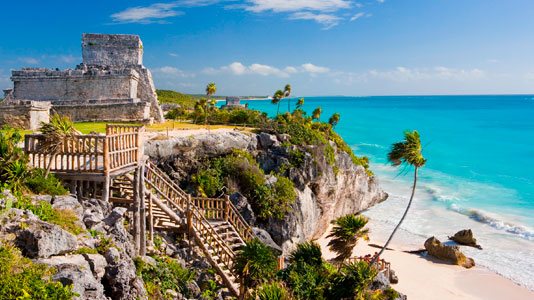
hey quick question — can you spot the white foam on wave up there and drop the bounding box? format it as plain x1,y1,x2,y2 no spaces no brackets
366,162,534,290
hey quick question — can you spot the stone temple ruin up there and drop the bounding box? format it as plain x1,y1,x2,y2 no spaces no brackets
0,34,164,129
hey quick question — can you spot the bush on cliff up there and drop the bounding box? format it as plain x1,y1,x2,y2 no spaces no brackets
0,244,76,300
232,238,278,293
193,150,296,220
135,255,196,299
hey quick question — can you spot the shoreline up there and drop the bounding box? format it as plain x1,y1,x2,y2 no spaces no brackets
317,221,534,300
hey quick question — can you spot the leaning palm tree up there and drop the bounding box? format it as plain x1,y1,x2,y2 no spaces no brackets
327,214,370,263
271,90,284,115
312,107,322,121
284,84,292,112
329,113,341,129
372,130,426,264
38,114,79,178
205,82,217,127
232,238,277,299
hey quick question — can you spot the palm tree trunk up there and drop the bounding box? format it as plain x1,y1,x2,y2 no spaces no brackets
277,102,280,115
44,154,56,178
371,167,418,265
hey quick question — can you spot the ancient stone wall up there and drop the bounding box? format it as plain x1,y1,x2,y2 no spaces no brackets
53,102,151,123
0,100,51,130
12,68,139,103
82,33,143,67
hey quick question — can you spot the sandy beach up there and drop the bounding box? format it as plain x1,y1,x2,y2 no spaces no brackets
317,221,534,300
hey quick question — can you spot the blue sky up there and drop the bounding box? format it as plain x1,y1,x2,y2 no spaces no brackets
1,0,534,96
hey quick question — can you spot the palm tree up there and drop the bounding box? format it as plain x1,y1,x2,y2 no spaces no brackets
271,90,284,115
205,82,217,127
288,241,323,268
284,84,292,112
38,114,79,178
328,113,340,129
312,107,322,121
327,214,370,263
296,98,304,110
232,238,277,298
372,130,426,264
326,261,377,300
194,99,206,124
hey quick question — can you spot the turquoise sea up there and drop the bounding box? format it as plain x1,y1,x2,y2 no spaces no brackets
241,95,534,290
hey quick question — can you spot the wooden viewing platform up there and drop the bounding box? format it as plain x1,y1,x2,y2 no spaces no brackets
22,124,257,297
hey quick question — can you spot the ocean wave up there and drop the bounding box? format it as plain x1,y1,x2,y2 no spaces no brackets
357,143,385,149
449,205,534,241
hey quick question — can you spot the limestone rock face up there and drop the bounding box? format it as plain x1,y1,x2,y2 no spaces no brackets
146,131,387,254
38,254,107,300
14,219,78,258
424,237,475,268
449,229,482,249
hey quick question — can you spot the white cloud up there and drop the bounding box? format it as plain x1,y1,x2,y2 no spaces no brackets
153,66,194,77
224,62,248,75
204,62,331,77
284,66,299,74
111,3,183,24
58,55,77,64
301,63,330,74
289,12,341,29
169,53,179,57
19,57,39,65
245,0,351,13
350,12,365,21
0,69,10,90
377,0,385,3
332,66,487,85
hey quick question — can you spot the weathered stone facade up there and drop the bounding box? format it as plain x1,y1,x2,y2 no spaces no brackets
0,100,51,130
1,33,163,126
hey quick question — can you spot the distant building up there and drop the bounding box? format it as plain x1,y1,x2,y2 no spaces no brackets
221,96,245,109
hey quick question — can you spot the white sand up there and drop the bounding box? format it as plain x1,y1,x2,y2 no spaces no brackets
316,222,534,300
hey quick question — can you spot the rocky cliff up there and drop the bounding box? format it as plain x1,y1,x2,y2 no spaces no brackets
145,130,387,253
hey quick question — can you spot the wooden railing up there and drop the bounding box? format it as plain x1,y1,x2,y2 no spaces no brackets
105,125,144,173
25,134,106,173
24,124,144,175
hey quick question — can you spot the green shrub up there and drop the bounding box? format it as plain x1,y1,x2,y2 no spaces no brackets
325,261,377,299
73,247,98,255
25,169,68,196
262,176,296,220
135,255,196,299
232,238,277,291
280,242,333,300
193,168,223,197
95,236,115,254
0,126,29,194
288,148,305,167
254,281,292,300
0,244,76,299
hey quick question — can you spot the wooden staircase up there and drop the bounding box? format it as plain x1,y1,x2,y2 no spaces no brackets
143,161,255,296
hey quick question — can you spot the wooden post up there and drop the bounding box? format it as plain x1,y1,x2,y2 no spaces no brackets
148,192,154,242
278,256,284,270
102,175,110,202
139,165,146,256
224,195,230,222
132,168,141,255
187,194,193,257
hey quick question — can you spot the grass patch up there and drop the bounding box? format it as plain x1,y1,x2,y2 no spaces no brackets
73,122,141,134
13,197,84,235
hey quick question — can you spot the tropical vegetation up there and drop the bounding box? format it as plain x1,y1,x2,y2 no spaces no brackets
327,214,370,263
